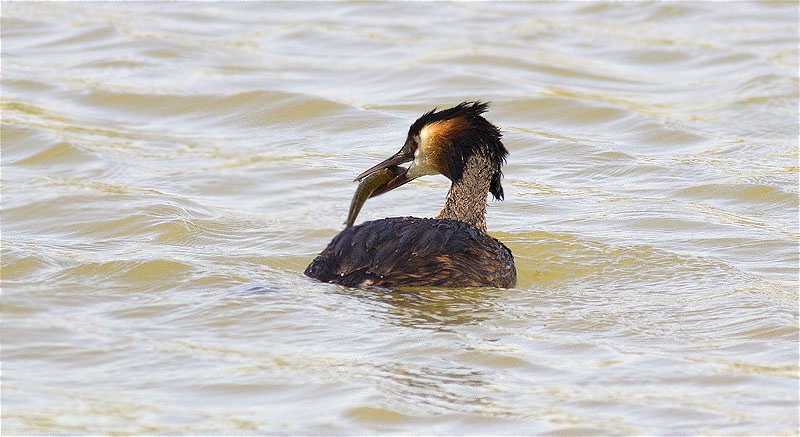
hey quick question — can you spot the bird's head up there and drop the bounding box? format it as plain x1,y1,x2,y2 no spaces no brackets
355,101,508,199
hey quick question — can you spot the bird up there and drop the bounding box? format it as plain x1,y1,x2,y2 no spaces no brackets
304,101,516,288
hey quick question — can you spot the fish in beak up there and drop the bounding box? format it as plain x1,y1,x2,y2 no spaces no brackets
345,141,419,227
353,140,417,194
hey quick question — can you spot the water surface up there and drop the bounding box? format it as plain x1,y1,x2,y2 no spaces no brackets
2,2,798,435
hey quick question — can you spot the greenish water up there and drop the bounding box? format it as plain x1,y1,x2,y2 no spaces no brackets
2,2,798,435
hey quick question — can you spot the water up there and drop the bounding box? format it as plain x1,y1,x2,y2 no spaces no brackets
2,2,798,435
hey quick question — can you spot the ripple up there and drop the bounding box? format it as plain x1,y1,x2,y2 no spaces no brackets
2,1,798,435
52,259,193,288
677,183,797,206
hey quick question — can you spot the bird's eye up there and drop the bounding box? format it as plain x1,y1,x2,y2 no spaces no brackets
411,137,419,153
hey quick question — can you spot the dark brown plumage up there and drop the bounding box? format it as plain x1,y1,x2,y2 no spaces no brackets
305,217,515,288
305,101,516,288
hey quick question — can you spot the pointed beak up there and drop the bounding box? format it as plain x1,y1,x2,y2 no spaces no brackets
353,149,416,198
354,149,414,182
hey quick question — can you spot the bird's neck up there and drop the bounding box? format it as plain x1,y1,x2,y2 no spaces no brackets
436,153,491,232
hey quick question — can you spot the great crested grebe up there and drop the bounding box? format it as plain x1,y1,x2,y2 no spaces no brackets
305,101,516,288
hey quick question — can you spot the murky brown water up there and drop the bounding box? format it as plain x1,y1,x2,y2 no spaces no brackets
2,2,798,435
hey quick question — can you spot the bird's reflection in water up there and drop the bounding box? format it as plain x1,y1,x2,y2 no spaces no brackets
340,286,509,330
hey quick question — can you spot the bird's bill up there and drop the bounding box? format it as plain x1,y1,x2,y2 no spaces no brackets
368,166,413,197
353,149,414,182
353,148,417,198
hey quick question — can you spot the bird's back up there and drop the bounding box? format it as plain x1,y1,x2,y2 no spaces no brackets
304,217,516,288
